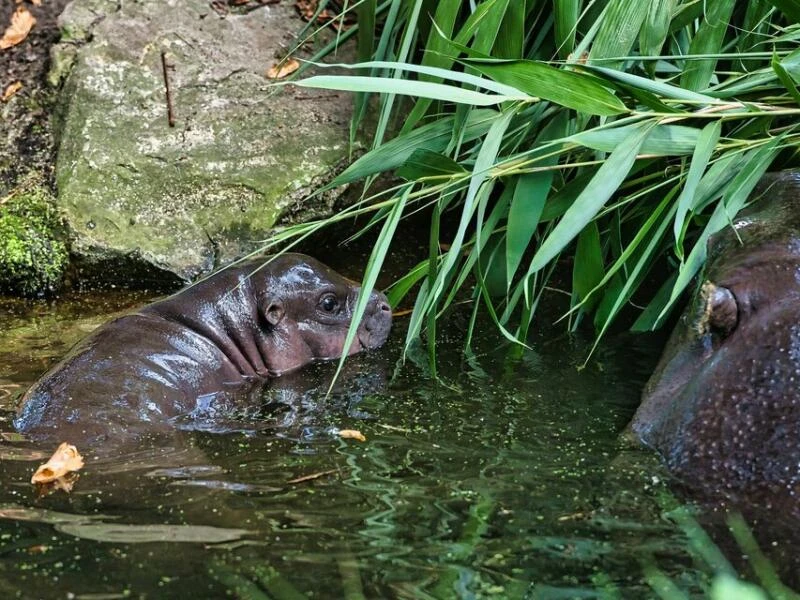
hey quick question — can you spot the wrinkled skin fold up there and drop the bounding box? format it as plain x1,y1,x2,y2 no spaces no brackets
14,253,392,446
631,171,800,509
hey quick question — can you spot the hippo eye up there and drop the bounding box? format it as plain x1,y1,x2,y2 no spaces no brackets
696,281,738,337
320,293,339,313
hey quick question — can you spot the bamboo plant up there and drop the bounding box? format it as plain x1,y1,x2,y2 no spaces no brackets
269,0,800,366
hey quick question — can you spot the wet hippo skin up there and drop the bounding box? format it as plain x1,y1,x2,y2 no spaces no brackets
631,171,800,506
14,254,392,445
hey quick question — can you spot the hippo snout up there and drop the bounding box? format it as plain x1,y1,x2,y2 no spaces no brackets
358,290,392,349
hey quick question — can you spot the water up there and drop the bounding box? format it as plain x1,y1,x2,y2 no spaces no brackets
0,289,712,599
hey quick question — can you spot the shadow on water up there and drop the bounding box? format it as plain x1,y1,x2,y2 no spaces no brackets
0,283,779,599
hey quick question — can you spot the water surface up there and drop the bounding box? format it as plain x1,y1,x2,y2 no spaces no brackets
0,289,712,599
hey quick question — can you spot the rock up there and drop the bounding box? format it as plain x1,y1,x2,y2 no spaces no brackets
53,0,356,284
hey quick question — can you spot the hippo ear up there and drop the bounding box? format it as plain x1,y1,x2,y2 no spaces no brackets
265,302,284,326
699,281,738,336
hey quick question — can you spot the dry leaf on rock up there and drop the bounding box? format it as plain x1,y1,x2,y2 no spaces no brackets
0,7,37,50
266,58,299,80
2,81,22,102
338,429,366,442
31,442,84,484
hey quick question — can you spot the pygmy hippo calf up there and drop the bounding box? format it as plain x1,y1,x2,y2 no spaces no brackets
15,254,392,445
631,171,800,507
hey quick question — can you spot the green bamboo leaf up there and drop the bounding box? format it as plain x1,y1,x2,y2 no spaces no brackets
331,185,408,392
540,170,597,223
589,0,650,68
527,122,655,274
631,272,678,331
419,0,462,79
617,81,683,113
370,0,424,165
768,0,800,23
692,152,747,212
592,273,626,332
386,260,428,308
327,108,499,187
441,186,511,324
356,0,377,64
396,149,466,180
659,138,782,324
590,199,678,353
290,75,526,105
673,120,722,257
351,0,377,142
313,60,529,96
669,0,704,32
772,51,800,105
568,185,677,316
737,0,773,72
401,0,502,134
680,0,736,92
780,47,800,81
472,0,511,55
709,70,778,98
404,277,430,356
495,0,525,58
572,124,699,156
640,0,678,61
573,222,605,310
506,174,549,285
505,113,567,283
412,109,517,340
554,0,579,59
466,60,627,116
576,64,719,104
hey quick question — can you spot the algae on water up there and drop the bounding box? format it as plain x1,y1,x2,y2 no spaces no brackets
0,187,68,297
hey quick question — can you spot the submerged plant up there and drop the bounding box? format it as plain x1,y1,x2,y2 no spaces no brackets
271,0,800,365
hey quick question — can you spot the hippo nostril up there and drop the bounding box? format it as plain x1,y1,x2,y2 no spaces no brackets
380,302,391,313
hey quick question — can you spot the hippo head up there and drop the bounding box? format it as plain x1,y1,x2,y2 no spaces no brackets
631,172,800,494
251,253,392,375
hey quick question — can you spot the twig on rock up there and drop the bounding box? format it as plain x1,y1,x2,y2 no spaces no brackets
161,50,176,128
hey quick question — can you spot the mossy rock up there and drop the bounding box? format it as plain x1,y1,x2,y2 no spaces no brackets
0,187,68,297
52,0,358,284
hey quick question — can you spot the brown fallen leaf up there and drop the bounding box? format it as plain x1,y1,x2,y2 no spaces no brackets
35,473,80,498
31,442,84,484
338,429,366,442
1,81,22,102
266,58,300,80
0,7,37,50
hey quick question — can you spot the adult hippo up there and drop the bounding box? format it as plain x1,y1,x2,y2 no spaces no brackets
631,171,800,506
14,253,392,445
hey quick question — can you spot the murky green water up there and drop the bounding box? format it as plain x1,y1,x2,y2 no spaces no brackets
0,286,714,599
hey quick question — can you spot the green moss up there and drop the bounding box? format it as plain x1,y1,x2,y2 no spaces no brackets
0,187,68,297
